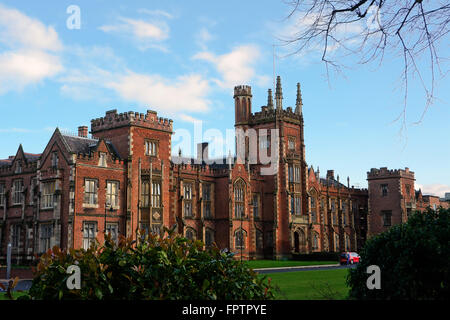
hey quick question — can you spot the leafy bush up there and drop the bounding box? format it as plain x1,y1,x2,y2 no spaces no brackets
291,252,340,262
24,227,274,300
347,208,450,300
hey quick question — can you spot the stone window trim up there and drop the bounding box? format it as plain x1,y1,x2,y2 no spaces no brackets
381,184,388,197
183,182,194,218
234,228,247,249
12,179,24,205
252,193,260,219
145,139,159,157
234,180,246,219
185,227,196,240
105,180,120,210
41,181,56,209
0,182,5,207
288,136,296,150
98,152,107,168
83,178,99,208
204,227,214,246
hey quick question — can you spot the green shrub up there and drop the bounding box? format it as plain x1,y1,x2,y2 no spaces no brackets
347,208,450,300
24,227,274,300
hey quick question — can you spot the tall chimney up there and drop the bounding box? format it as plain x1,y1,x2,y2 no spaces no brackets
197,142,209,162
326,170,334,180
78,126,88,138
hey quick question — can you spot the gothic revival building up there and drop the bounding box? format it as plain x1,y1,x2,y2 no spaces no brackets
0,76,399,264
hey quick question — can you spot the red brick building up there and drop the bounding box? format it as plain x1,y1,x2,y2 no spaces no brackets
367,167,449,237
9,77,446,263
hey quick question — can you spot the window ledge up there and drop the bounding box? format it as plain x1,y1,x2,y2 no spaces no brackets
83,204,99,209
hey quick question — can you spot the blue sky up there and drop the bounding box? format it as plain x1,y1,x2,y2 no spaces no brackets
0,1,449,196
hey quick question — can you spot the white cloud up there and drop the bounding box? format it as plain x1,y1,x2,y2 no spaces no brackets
104,72,211,115
179,114,202,124
193,45,264,89
416,183,450,198
0,50,62,92
0,5,63,93
0,4,62,51
138,9,174,19
99,16,169,51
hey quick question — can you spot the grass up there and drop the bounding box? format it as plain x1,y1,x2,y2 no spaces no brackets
263,268,350,300
0,291,29,300
246,260,338,269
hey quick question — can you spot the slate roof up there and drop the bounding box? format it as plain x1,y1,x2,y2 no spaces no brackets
60,134,121,159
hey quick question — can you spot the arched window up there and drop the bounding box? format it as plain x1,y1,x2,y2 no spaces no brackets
205,228,214,247
185,228,195,241
255,229,263,249
234,180,245,218
313,233,319,250
335,234,339,252
234,229,246,249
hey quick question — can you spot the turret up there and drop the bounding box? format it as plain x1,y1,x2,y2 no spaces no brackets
267,89,274,110
275,76,283,110
295,82,303,115
234,85,252,124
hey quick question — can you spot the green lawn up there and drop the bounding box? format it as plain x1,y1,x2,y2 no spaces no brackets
246,260,337,269
262,268,350,300
0,291,29,300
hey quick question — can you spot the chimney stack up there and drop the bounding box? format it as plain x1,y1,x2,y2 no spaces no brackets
326,170,334,180
197,142,209,162
78,126,88,138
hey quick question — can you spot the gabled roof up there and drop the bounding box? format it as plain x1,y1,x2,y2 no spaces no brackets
60,133,121,159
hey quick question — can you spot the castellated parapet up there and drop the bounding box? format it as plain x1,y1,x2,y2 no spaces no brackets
91,109,173,134
234,85,252,97
367,167,415,180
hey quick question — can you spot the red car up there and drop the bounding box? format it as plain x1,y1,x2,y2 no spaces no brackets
340,252,360,265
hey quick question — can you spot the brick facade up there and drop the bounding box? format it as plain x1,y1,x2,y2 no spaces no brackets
1,77,447,263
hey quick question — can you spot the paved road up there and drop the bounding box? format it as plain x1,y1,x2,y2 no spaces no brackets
255,263,357,274
0,279,33,292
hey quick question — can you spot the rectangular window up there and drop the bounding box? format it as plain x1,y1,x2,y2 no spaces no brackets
311,210,317,223
0,183,5,206
99,153,107,167
141,181,149,207
405,184,411,196
234,185,244,219
184,183,193,217
203,184,212,218
145,140,158,156
15,161,22,174
42,181,55,209
83,222,97,250
106,181,119,208
12,224,21,248
288,165,293,183
295,196,301,215
51,152,58,168
13,180,23,205
311,197,316,208
83,179,98,205
106,223,118,244
381,184,388,197
252,194,259,219
151,181,161,208
40,224,53,253
294,166,301,183
288,137,296,150
382,210,392,226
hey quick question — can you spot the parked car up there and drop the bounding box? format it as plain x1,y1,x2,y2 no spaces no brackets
340,252,360,265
